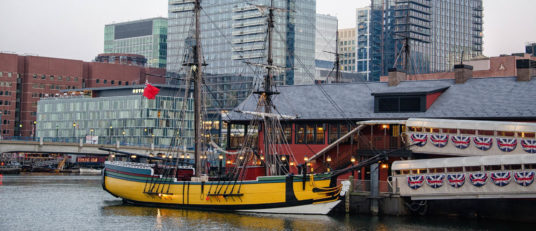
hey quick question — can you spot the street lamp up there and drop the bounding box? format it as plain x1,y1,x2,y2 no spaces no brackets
72,122,76,142
326,156,332,172
351,156,356,177
218,154,223,178
33,121,37,139
109,125,113,144
122,130,126,145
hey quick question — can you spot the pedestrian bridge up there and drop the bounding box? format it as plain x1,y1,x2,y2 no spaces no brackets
0,139,180,157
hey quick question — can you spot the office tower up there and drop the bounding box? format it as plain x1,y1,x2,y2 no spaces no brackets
104,17,168,68
167,0,316,110
367,0,484,81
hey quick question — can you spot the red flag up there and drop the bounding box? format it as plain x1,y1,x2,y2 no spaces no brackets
143,83,160,99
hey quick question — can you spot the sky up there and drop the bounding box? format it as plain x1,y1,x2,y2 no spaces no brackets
0,0,535,62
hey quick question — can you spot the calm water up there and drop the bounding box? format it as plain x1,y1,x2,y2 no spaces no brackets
0,174,531,231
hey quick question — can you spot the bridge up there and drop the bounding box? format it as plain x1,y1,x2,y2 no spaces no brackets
0,138,189,157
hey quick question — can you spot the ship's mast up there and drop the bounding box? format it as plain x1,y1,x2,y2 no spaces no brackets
194,0,203,177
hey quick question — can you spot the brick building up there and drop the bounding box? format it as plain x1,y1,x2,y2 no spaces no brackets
379,54,536,81
0,52,165,137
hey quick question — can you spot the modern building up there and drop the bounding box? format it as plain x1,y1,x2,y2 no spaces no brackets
337,28,357,72
104,18,168,68
167,0,316,110
0,52,165,137
36,85,194,147
366,0,484,81
356,6,372,81
315,14,338,82
95,53,147,67
527,42,536,56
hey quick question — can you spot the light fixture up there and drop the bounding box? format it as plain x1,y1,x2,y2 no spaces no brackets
168,155,173,159
327,156,332,162
131,155,137,159
226,160,231,164
381,163,389,169
186,154,190,159
281,156,286,161
218,154,223,160
351,157,356,163
180,154,185,159
239,156,244,160
304,156,309,162
110,154,115,158
260,156,265,160
290,162,295,166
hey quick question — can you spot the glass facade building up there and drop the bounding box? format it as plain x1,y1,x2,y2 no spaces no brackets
36,86,195,148
337,28,356,72
367,0,483,81
356,6,372,81
315,14,337,69
104,18,168,68
167,0,316,110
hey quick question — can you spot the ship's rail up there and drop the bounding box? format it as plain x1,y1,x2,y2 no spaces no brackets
105,161,154,170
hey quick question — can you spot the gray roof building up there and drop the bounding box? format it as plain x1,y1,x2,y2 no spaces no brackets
229,76,536,122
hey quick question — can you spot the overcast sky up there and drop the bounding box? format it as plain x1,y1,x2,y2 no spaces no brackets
0,0,534,62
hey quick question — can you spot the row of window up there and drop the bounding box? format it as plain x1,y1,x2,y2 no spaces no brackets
0,101,12,106
95,79,131,86
395,164,536,175
32,84,77,90
408,127,536,138
0,72,16,78
0,82,13,87
33,74,79,82
0,91,11,96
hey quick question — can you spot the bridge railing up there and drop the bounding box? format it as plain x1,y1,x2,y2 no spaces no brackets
0,136,179,149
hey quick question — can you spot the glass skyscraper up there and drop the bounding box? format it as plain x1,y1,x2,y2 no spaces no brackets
367,0,483,81
356,6,372,81
36,86,194,147
104,18,168,68
167,0,316,110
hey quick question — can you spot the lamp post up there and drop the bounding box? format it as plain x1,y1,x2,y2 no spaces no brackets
351,156,356,177
218,154,223,178
109,125,113,144
326,156,332,172
33,121,37,140
89,128,94,144
72,122,76,143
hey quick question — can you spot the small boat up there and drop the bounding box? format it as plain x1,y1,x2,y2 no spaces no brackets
0,161,21,174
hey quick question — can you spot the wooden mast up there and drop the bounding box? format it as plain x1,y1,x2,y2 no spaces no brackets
194,0,203,177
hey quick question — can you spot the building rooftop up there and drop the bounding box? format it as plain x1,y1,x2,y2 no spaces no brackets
229,76,536,122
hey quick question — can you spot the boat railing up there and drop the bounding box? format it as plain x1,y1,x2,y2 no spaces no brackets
106,161,155,169
338,179,396,195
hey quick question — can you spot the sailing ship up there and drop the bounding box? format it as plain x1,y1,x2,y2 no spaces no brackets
102,0,379,214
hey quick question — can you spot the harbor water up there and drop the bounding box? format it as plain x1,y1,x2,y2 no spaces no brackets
0,174,531,231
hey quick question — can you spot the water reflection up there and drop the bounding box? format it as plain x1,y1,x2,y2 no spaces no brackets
101,204,337,231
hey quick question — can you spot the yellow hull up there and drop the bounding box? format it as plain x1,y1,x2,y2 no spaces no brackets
103,161,341,213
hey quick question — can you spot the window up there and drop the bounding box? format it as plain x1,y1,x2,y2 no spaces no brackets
118,81,122,85
429,168,445,173
58,76,62,80
282,123,292,144
103,80,107,84
484,165,502,171
50,75,54,80
446,167,463,172
66,76,71,81
465,166,481,171
33,74,37,79
316,124,325,144
504,165,521,170
111,80,115,85
295,124,305,144
74,77,78,81
7,72,12,78
41,74,46,80
96,79,100,84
